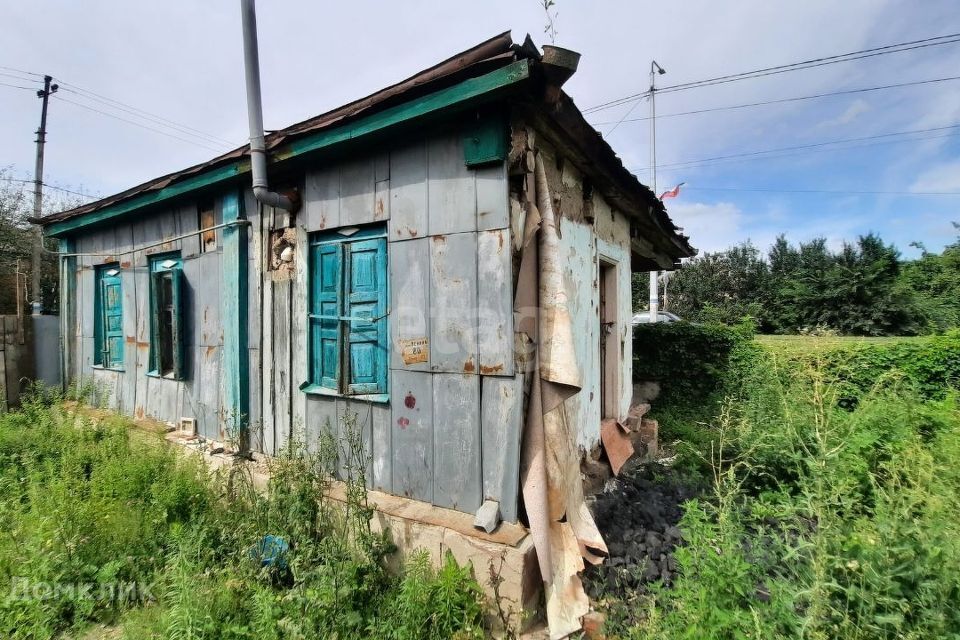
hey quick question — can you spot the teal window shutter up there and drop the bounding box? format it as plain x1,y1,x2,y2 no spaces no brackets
95,265,124,369
345,237,387,394
309,226,387,396
311,242,342,390
149,254,185,378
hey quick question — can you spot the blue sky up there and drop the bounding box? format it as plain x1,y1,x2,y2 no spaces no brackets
1,0,958,258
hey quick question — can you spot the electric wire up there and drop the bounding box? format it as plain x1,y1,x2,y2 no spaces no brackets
590,75,960,126
631,124,960,172
584,32,960,114
53,80,236,147
0,81,37,91
683,186,960,197
53,94,227,153
2,177,98,200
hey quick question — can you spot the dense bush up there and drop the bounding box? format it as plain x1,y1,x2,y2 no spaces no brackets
612,328,960,639
632,320,756,403
0,390,487,639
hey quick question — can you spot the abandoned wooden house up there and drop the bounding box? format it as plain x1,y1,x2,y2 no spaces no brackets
38,30,694,636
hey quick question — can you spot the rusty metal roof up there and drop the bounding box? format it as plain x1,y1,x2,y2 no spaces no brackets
37,31,694,259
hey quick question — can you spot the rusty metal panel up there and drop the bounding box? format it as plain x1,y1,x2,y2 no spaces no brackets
433,372,481,512
391,369,433,502
477,228,513,376
476,161,509,231
272,278,292,453
178,203,201,259
428,134,476,235
340,157,376,226
429,232,478,374
389,238,430,371
194,253,221,347
196,345,220,439
481,374,523,522
388,141,428,241
305,166,340,232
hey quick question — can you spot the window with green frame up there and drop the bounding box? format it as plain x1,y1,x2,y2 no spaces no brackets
149,253,185,378
94,263,124,369
309,226,388,396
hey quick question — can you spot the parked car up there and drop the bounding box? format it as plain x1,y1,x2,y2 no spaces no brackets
631,311,683,325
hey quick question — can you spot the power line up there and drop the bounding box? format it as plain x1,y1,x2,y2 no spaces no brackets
0,65,43,78
590,75,960,126
632,124,960,172
683,186,960,197
53,94,227,153
584,32,960,114
54,81,236,147
0,81,37,91
2,177,98,200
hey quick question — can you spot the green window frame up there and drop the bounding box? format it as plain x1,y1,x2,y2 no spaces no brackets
308,226,388,397
149,253,185,379
94,263,124,369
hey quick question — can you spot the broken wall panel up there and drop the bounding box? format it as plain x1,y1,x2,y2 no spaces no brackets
481,374,523,522
433,373,481,512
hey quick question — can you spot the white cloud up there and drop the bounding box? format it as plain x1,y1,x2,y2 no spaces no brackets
666,200,763,254
817,99,871,128
910,160,960,192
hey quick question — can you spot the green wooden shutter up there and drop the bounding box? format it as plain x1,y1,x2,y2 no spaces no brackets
170,266,185,379
150,270,163,373
312,243,342,390
100,272,124,368
345,237,387,394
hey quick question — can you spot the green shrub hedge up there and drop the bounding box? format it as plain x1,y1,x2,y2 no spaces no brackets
632,321,754,404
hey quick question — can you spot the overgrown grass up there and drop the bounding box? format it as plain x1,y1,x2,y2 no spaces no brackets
615,330,960,639
0,389,486,639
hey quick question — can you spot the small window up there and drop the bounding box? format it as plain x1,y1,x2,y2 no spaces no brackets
149,254,185,378
199,201,217,253
94,264,124,369
309,226,388,395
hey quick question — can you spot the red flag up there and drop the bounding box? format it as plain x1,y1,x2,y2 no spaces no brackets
659,182,685,200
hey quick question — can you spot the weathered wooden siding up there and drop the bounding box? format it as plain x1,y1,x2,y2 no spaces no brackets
64,201,227,436
253,129,519,519
538,138,635,452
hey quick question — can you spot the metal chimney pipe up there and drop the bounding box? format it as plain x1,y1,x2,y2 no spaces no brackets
240,0,295,211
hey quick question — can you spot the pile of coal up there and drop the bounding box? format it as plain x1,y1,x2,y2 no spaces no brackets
583,464,704,598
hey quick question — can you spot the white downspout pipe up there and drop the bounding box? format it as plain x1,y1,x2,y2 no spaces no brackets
240,0,295,211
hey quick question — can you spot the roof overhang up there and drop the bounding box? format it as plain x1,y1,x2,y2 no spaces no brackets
40,58,531,237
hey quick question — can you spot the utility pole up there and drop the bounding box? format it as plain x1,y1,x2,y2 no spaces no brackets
31,74,58,316
648,60,665,323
